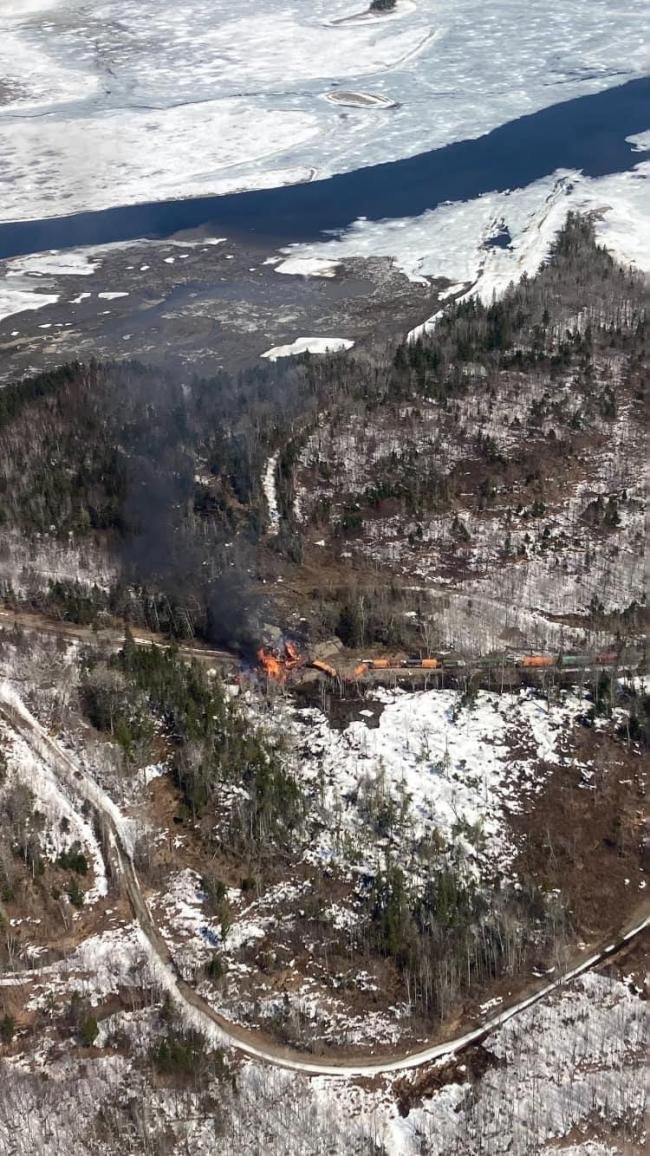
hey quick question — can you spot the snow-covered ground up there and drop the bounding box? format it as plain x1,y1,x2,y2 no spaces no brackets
261,337,354,360
0,715,108,902
0,283,59,323
262,451,281,533
366,969,649,1155
0,1,648,222
0,528,118,596
1,942,646,1155
258,685,591,885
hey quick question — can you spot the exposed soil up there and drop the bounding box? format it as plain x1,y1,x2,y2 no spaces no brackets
509,725,648,939
394,1044,503,1116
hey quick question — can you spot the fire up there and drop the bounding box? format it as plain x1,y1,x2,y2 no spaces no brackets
256,640,304,682
256,646,285,681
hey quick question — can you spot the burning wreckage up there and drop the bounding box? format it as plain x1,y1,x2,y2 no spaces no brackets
255,640,338,683
250,641,635,687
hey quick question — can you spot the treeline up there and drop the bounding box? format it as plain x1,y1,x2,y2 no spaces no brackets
0,343,388,643
395,213,648,395
297,213,648,551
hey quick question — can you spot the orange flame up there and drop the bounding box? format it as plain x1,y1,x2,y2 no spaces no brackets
256,647,285,681
256,640,305,681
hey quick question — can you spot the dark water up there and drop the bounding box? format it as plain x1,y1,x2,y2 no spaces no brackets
0,76,648,260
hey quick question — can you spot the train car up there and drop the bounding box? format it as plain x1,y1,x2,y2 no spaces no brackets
420,658,440,670
596,651,619,665
310,659,338,679
519,655,554,668
557,654,590,668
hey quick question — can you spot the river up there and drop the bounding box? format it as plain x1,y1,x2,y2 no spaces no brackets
0,75,648,260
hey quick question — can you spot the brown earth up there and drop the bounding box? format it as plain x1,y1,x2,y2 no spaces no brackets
510,725,648,940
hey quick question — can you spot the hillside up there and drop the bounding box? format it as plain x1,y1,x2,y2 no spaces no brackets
0,216,647,655
0,213,647,1155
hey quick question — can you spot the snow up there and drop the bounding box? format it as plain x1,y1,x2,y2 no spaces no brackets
133,762,165,789
97,291,129,299
0,682,139,857
261,337,354,360
263,685,591,883
5,251,100,277
0,717,108,902
281,150,650,340
0,98,319,224
370,969,649,1154
0,284,59,322
262,450,281,533
275,255,341,278
0,529,117,597
2,920,648,1154
1,0,649,222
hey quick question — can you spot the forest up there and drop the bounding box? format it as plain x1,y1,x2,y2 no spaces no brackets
0,214,647,653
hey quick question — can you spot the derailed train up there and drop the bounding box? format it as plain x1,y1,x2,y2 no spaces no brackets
352,650,630,678
255,641,641,684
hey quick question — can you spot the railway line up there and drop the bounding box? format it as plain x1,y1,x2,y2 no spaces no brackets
0,605,644,690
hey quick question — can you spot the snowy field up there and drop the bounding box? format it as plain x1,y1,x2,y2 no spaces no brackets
255,685,593,886
0,1,648,223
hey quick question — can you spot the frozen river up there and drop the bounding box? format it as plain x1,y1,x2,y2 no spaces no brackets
0,75,648,260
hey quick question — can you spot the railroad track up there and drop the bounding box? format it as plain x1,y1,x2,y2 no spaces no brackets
0,607,644,687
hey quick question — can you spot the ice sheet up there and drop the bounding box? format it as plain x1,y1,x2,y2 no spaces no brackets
0,1,648,221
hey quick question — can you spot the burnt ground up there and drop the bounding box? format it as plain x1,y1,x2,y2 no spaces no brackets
0,230,442,383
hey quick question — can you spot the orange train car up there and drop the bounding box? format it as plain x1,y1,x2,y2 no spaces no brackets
353,656,441,676
519,655,554,668
310,659,338,679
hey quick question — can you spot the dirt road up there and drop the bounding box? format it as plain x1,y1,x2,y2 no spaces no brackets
1,682,648,1077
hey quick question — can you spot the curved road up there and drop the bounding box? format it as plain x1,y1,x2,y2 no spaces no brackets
1,685,648,1078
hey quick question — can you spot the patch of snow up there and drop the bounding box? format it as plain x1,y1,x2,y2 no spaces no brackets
0,718,108,902
5,251,100,277
261,337,354,360
134,763,166,789
275,255,341,278
262,451,281,533
260,685,591,884
0,682,139,858
0,285,59,322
